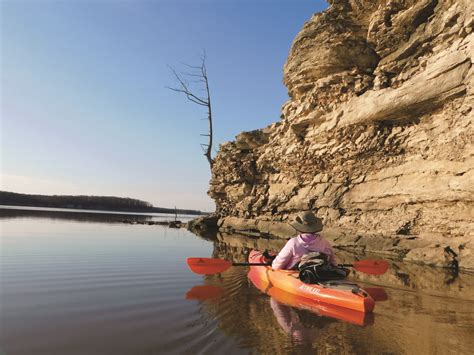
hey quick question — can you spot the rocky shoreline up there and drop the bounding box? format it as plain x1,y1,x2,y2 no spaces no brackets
188,214,465,271
201,0,474,270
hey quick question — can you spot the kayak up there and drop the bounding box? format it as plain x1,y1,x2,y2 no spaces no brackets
248,267,373,326
248,250,375,313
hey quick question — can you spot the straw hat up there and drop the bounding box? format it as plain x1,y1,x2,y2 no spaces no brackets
289,211,323,233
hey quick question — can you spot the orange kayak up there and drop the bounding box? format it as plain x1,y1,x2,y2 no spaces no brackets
248,250,375,313
248,267,373,326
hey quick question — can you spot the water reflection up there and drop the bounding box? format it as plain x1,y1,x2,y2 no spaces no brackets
186,285,224,301
185,273,374,346
2,212,474,354
0,207,149,223
186,231,474,354
270,298,328,344
184,268,376,353
0,206,194,224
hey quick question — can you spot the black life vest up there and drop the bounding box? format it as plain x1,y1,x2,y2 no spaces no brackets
298,252,348,284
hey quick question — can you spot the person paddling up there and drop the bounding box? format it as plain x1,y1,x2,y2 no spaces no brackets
272,211,337,270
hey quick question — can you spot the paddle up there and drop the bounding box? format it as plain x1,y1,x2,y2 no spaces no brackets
186,257,389,276
339,259,389,276
186,258,270,275
364,287,388,302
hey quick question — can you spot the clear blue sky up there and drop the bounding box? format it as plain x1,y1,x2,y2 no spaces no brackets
1,0,327,211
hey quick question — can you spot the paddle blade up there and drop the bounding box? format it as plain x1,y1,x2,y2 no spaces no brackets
353,259,389,275
365,287,388,302
187,258,232,275
186,285,224,300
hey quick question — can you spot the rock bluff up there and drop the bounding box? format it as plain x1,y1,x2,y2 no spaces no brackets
208,0,474,269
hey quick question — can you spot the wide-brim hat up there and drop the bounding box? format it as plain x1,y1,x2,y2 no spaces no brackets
289,211,323,233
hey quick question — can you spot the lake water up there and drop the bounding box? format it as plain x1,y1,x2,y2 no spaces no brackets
1,208,473,354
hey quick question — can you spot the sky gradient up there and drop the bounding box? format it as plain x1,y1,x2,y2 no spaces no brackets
1,0,327,211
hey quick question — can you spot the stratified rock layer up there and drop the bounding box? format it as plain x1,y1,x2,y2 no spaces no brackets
209,0,474,270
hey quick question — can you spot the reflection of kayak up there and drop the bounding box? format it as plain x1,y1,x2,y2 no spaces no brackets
248,269,373,326
248,250,375,313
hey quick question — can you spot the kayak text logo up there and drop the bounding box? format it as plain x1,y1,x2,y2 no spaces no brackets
299,284,321,294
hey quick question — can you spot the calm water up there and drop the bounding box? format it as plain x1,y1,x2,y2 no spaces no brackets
1,208,473,354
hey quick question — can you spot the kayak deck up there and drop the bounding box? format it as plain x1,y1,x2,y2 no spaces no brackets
248,250,375,313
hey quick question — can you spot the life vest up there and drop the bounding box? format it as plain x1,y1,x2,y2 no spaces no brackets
298,252,348,284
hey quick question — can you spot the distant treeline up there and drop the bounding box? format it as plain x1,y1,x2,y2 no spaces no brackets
0,191,205,215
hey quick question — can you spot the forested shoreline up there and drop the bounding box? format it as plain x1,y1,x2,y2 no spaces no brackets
0,191,205,215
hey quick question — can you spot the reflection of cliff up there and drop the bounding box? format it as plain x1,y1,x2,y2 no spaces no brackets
209,0,474,270
212,232,286,263
337,249,474,301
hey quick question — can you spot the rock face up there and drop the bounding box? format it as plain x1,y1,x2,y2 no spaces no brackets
209,0,474,270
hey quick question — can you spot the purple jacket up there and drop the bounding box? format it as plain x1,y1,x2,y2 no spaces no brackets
272,233,337,270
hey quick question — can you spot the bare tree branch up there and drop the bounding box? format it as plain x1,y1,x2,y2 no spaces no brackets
165,87,208,106
167,52,214,168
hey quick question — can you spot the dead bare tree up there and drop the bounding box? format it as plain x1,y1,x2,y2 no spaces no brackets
167,52,214,169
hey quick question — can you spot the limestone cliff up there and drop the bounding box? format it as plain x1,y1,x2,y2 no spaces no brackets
209,0,474,269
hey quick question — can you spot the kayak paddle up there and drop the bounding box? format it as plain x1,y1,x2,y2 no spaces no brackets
187,257,389,276
339,259,389,275
364,287,388,302
187,257,270,275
